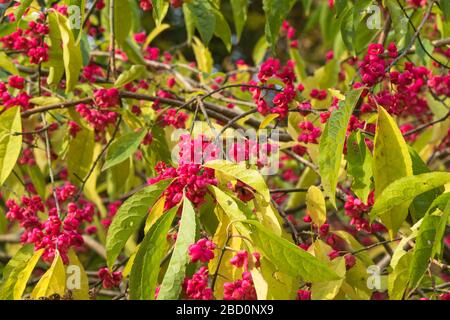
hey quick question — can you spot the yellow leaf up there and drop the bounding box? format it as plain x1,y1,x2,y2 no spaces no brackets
256,258,298,300
208,206,242,299
0,107,22,186
145,195,166,233
31,250,66,299
13,249,44,300
306,186,326,227
205,160,270,203
144,24,170,49
67,249,90,300
192,37,213,76
259,114,279,130
309,240,346,300
286,167,318,210
373,106,413,237
0,52,19,75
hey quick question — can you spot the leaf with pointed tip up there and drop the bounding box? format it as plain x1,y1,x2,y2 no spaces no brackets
106,179,172,268
157,197,196,300
243,220,341,282
318,88,363,207
129,205,178,300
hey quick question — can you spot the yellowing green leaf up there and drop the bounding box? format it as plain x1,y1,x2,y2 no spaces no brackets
13,249,44,300
209,206,242,299
31,251,66,299
114,65,147,88
306,186,327,227
67,249,90,300
318,88,363,207
0,244,35,300
143,23,170,49
259,114,279,130
0,52,19,75
192,37,213,75
157,197,196,300
52,11,83,92
67,126,94,183
372,106,413,236
0,107,22,186
370,172,450,220
345,131,372,202
244,220,340,282
205,160,270,203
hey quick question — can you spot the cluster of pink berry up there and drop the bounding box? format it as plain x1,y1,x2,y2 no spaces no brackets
0,75,31,110
148,135,218,209
75,88,120,132
5,184,96,264
0,17,49,64
250,57,297,118
98,267,123,289
188,238,216,263
182,266,213,300
343,192,387,234
358,43,394,87
297,121,322,144
181,238,216,299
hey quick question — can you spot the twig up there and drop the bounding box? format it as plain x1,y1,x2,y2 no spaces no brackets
41,113,61,218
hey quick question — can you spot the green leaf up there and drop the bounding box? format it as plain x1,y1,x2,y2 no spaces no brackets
47,11,65,88
306,186,327,227
345,131,373,202
152,0,169,26
372,106,413,236
408,215,439,289
252,36,269,65
67,126,94,183
318,88,363,207
103,130,146,171
157,197,196,300
310,241,346,300
129,205,178,300
52,11,83,92
122,38,146,65
31,250,66,299
13,249,44,300
0,52,19,75
370,172,450,220
0,244,34,300
441,0,450,21
106,179,172,268
25,164,46,200
243,220,341,282
205,160,271,203
64,0,86,42
14,0,33,22
409,147,444,222
114,65,147,88
431,195,450,259
386,0,410,49
230,0,248,41
213,9,232,52
263,0,297,47
113,0,133,46
184,0,216,44
0,107,22,186
388,251,412,300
